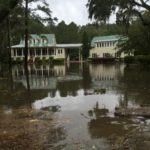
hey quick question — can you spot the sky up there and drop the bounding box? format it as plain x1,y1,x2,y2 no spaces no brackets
48,0,89,25
48,0,116,25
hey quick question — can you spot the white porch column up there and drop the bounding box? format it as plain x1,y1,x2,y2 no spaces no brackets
28,49,30,60
11,49,14,58
41,48,43,59
22,49,24,57
16,49,18,57
79,48,82,62
47,48,49,57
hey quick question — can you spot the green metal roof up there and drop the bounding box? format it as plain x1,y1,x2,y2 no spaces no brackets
91,35,122,47
12,34,56,48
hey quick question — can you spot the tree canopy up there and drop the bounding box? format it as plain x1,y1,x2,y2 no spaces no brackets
87,0,150,26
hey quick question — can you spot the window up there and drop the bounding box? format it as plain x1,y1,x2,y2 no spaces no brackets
36,49,41,56
92,53,97,58
107,42,109,47
17,49,22,56
99,43,101,47
110,42,112,47
42,38,47,44
48,49,54,55
33,39,36,45
42,49,47,55
103,53,112,58
58,49,63,54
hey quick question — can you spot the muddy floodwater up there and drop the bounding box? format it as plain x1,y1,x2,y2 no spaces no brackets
0,63,150,150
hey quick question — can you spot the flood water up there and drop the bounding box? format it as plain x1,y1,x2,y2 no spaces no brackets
0,63,150,149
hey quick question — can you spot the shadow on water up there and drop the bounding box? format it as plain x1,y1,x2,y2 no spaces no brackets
24,64,32,108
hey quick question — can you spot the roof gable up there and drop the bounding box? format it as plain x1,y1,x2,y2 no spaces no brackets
91,35,122,47
16,34,56,48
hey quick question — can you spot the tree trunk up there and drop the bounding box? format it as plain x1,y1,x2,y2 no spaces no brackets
24,0,31,101
24,0,29,67
7,15,12,70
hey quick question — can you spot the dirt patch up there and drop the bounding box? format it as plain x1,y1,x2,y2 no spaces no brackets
0,107,65,150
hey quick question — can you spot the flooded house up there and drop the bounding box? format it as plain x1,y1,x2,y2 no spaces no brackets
11,34,82,63
89,35,126,61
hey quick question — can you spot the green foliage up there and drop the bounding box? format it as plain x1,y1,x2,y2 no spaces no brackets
42,57,49,64
49,56,53,61
135,55,150,65
87,0,150,26
119,12,150,55
82,31,90,60
53,58,65,64
35,57,42,64
124,56,134,64
0,0,19,21
15,57,23,64
124,55,150,65
51,21,80,44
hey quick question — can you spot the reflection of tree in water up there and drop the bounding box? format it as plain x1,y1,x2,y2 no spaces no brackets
24,65,32,108
82,63,92,90
119,67,150,107
57,81,81,97
88,102,133,139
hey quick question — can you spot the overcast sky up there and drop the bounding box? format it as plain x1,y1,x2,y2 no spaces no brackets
48,0,90,25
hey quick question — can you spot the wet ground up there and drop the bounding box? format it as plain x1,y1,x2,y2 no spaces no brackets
0,63,150,150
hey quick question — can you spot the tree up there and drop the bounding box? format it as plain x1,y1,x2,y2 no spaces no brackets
119,11,150,55
82,32,90,60
87,0,150,26
0,0,19,21
0,0,53,64
53,21,80,44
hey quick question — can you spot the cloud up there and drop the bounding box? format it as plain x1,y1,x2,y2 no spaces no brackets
48,0,90,25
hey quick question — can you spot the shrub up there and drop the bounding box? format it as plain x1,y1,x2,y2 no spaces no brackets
42,57,49,64
49,56,54,63
124,56,134,64
16,57,23,64
53,58,64,64
135,55,150,64
35,57,42,64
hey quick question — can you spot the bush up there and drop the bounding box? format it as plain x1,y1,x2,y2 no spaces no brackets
53,58,64,64
15,57,23,64
35,57,42,64
49,56,54,63
42,57,49,64
135,55,150,64
124,56,135,64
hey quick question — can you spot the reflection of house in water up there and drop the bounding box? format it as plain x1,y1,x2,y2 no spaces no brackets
12,65,66,90
12,64,83,98
89,64,124,90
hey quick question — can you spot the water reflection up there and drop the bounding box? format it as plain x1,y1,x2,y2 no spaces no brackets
88,102,134,139
1,63,150,109
1,63,150,149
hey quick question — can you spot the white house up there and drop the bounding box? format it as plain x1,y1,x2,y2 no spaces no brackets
11,34,82,62
89,35,126,60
